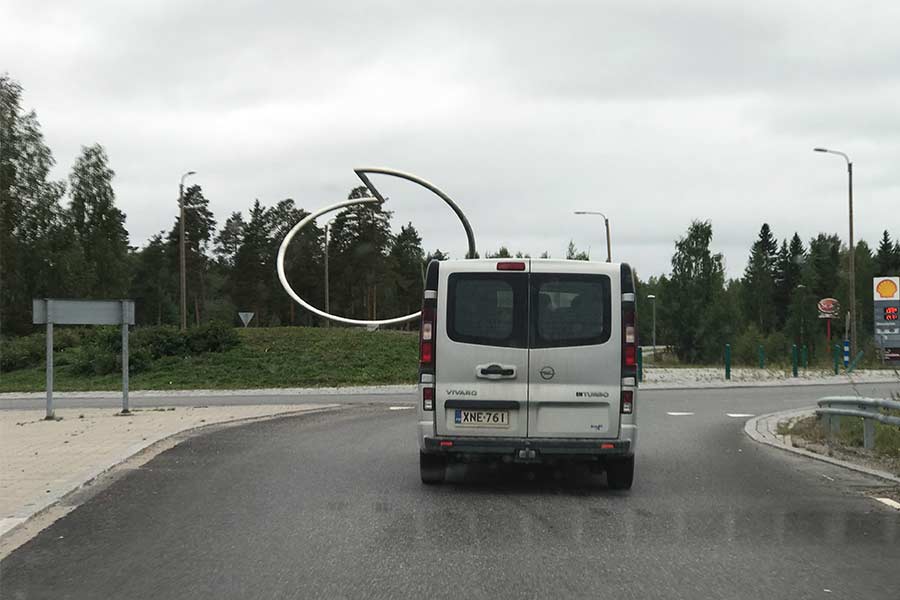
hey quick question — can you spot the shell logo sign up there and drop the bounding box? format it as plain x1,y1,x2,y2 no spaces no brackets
874,277,900,301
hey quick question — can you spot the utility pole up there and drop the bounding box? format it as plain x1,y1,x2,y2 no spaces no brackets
813,148,856,353
647,294,657,349
179,170,196,331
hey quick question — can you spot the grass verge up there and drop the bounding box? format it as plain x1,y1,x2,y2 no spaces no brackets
0,327,418,392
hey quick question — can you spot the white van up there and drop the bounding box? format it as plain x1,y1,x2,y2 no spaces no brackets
416,258,638,488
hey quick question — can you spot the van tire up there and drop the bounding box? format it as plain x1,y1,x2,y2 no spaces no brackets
420,452,446,484
606,456,634,490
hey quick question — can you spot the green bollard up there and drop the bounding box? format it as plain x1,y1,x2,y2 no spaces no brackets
801,345,808,369
791,344,798,377
637,347,643,383
833,344,840,375
725,344,731,381
758,344,765,369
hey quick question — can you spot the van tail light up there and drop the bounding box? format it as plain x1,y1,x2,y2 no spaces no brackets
623,308,637,367
420,305,435,366
423,386,434,411
621,389,634,414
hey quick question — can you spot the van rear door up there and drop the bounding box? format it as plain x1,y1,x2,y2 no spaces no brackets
434,260,529,438
527,262,620,439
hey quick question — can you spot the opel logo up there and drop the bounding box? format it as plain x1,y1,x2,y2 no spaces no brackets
539,366,555,380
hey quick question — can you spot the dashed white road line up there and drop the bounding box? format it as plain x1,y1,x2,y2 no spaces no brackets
873,497,900,511
726,413,755,418
389,406,414,411
666,412,694,416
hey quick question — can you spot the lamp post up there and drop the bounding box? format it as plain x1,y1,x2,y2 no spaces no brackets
813,147,855,353
647,294,657,349
573,211,611,262
797,284,806,346
323,218,335,326
178,170,196,331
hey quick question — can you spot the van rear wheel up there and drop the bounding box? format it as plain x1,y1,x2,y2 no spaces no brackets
420,452,446,484
606,456,634,490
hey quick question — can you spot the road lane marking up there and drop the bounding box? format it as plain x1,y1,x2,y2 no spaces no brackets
726,413,755,418
666,412,694,416
874,497,900,510
389,406,414,411
820,474,835,482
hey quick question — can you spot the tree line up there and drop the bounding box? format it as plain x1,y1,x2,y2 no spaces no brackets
3,73,900,364
635,221,900,364
1,74,437,335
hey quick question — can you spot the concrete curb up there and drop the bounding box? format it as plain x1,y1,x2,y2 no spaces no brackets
743,408,900,485
2,375,898,400
0,404,342,556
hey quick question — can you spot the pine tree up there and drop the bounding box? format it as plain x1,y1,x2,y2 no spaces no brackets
214,212,245,268
741,223,778,332
773,233,806,328
327,187,393,320
389,223,425,318
68,144,130,297
875,230,900,275
230,200,273,325
165,184,215,325
130,234,177,324
663,220,728,362
806,234,842,300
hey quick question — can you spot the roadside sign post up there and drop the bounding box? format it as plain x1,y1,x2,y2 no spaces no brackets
33,299,135,419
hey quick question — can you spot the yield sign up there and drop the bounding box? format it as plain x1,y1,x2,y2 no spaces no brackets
238,312,255,327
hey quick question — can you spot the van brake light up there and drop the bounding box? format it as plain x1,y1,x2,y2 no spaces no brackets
497,261,526,271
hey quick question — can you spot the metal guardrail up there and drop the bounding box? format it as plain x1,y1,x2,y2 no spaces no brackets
815,396,900,449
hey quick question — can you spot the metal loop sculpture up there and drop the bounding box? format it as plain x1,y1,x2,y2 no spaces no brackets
277,168,477,326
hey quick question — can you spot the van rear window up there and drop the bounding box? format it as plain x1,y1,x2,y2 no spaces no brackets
531,274,611,348
447,273,527,347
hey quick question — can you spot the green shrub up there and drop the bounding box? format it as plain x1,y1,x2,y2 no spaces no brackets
131,326,185,359
185,321,239,354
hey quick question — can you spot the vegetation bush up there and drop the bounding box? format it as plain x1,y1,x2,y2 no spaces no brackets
2,323,240,376
184,322,239,354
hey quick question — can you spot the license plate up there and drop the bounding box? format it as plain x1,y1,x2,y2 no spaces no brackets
454,409,510,427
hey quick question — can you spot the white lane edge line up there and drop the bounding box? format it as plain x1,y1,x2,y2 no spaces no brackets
820,474,835,482
389,406,414,411
666,412,694,416
874,497,900,510
726,413,755,418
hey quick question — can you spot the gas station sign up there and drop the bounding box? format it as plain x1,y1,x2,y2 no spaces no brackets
873,276,900,363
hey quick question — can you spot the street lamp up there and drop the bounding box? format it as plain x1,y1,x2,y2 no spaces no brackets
813,147,855,353
647,294,657,349
323,217,336,326
573,211,612,262
178,170,196,331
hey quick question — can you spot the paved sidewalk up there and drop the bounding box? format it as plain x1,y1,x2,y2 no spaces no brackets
744,407,900,485
0,404,336,541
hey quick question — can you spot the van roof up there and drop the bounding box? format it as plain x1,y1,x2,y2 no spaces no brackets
436,258,623,273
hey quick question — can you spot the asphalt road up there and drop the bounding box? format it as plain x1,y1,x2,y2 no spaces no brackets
2,383,900,599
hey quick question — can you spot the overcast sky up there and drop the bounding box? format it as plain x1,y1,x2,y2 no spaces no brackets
3,0,899,278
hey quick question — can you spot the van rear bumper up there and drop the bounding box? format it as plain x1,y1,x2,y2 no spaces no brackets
422,436,631,457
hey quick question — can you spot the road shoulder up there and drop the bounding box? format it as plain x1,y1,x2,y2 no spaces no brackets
743,408,900,486
0,403,339,559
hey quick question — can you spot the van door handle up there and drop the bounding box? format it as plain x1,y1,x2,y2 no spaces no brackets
476,364,517,379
